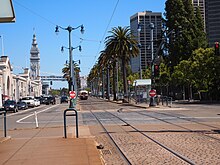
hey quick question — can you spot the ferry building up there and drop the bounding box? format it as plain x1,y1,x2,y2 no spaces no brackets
0,34,42,102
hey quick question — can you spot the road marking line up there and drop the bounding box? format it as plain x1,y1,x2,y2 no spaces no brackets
7,105,47,117
16,105,58,123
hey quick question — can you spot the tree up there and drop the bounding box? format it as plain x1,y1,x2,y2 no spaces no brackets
164,0,201,65
194,7,208,48
171,60,193,100
165,0,186,66
105,26,139,101
62,63,81,91
87,63,100,96
190,48,216,99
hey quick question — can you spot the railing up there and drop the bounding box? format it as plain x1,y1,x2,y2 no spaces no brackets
0,110,7,137
160,96,172,107
63,108,78,138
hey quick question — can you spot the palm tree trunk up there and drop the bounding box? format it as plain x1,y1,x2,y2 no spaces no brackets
122,57,128,102
112,61,117,101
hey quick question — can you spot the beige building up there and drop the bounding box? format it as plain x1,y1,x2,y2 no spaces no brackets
0,56,42,102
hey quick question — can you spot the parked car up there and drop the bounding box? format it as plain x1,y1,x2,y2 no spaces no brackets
21,96,35,107
44,96,56,105
3,100,18,113
34,99,41,106
35,96,44,104
17,101,28,110
60,96,68,103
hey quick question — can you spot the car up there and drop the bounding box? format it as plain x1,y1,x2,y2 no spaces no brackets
21,96,35,107
44,96,56,105
34,99,41,106
60,96,68,103
17,101,28,110
3,100,18,113
35,96,44,104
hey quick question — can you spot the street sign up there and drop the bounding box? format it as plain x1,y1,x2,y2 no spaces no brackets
69,91,76,99
149,89,156,97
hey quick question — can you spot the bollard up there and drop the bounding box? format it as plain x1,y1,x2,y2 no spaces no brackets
34,111,39,128
0,110,7,137
4,111,6,137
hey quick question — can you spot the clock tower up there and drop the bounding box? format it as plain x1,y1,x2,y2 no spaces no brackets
30,34,40,80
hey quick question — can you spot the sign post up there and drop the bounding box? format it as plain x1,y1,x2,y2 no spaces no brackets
149,89,156,107
69,91,76,99
69,91,76,108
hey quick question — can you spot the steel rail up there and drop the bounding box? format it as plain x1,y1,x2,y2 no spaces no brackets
105,110,196,165
88,102,132,165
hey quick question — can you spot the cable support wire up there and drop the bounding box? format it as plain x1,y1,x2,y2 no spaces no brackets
14,0,57,26
92,0,120,67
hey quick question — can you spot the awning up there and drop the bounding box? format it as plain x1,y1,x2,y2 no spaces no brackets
0,0,16,23
133,79,151,86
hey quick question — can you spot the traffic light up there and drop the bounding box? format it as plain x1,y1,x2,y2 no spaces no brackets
215,42,219,56
154,65,160,77
50,81,53,85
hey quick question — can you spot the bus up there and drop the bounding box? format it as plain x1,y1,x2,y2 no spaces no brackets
79,90,89,100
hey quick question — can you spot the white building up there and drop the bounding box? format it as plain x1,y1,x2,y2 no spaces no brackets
0,56,42,102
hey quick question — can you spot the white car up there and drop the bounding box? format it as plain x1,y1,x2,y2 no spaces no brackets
21,96,35,107
34,99,40,106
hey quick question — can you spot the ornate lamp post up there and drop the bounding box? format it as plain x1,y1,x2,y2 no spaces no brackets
137,23,142,79
55,25,84,108
149,23,156,107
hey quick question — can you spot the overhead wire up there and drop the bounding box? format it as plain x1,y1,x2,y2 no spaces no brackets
13,0,120,76
13,0,101,44
13,0,57,26
90,0,120,72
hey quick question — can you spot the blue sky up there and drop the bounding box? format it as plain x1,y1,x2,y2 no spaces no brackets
0,0,166,89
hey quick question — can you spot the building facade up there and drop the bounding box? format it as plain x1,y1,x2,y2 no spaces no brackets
205,0,220,46
130,11,162,74
0,33,42,103
0,56,42,102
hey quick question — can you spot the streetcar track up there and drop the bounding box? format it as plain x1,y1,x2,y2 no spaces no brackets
128,109,220,141
88,101,132,165
102,109,195,165
80,97,220,164
85,99,195,164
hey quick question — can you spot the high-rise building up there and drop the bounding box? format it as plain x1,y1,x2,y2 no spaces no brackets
130,11,162,74
205,0,220,46
30,34,40,80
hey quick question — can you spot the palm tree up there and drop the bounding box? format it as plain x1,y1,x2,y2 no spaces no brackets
62,64,71,90
98,50,118,100
62,63,81,91
105,26,139,101
87,63,100,96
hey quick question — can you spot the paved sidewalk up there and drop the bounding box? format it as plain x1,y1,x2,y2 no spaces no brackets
0,127,102,165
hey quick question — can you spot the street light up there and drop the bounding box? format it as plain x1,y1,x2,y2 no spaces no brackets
137,23,142,79
149,22,155,107
55,24,84,108
61,45,82,53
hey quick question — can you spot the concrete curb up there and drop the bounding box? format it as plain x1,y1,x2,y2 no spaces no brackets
0,136,11,143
